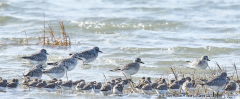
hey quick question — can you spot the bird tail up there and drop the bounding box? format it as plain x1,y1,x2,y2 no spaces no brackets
47,62,58,66
109,67,121,72
22,56,30,59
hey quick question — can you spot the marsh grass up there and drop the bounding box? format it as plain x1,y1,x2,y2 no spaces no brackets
37,18,71,47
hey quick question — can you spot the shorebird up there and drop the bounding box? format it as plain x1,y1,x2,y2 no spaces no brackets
110,58,144,77
186,56,210,69
43,83,58,92
94,82,102,93
47,54,80,71
21,49,49,65
69,47,102,65
35,81,47,88
168,81,180,94
7,79,19,89
61,80,73,90
24,64,44,79
112,83,123,95
100,82,112,96
225,81,237,95
0,79,7,91
141,83,153,94
28,78,39,88
75,82,86,91
155,83,168,96
201,72,227,96
81,81,95,93
43,62,67,79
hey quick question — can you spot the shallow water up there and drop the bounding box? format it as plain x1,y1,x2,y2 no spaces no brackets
1,0,240,98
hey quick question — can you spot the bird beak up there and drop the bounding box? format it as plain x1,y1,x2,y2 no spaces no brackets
46,53,49,55
140,62,144,64
42,68,45,70
99,51,103,53
207,59,210,61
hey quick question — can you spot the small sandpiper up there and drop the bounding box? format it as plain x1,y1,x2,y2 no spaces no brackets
186,56,210,69
110,58,144,77
100,82,112,96
43,83,58,92
75,82,86,91
82,81,95,93
155,83,168,96
7,79,19,89
168,81,180,94
28,78,39,88
35,81,47,88
61,80,73,90
0,79,7,91
69,47,102,65
47,54,80,71
22,49,49,65
112,83,123,95
225,81,237,95
141,83,153,94
24,64,44,79
43,62,67,79
94,82,102,93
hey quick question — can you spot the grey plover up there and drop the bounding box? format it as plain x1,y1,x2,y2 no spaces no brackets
155,83,168,96
112,83,123,95
75,82,86,91
186,56,210,69
61,80,73,90
24,64,44,79
0,79,7,91
202,72,227,96
225,81,237,94
168,81,180,94
35,81,47,88
82,81,95,93
110,58,144,76
7,79,19,89
47,54,80,71
69,47,102,65
22,49,49,64
141,83,153,94
43,62,67,79
100,82,112,96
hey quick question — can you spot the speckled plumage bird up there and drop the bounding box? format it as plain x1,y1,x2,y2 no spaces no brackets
110,58,144,76
22,49,49,65
24,64,44,79
186,56,210,69
47,54,80,71
69,47,102,65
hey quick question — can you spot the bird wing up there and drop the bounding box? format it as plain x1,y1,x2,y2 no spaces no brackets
25,69,41,77
121,63,137,70
28,54,46,61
